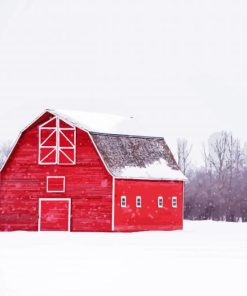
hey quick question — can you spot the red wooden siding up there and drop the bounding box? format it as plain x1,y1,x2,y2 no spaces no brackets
39,199,70,231
0,113,113,232
114,179,183,232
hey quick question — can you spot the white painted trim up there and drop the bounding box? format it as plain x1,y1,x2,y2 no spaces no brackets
172,196,177,208
121,195,127,208
111,177,115,231
38,198,71,232
158,196,163,208
136,196,142,208
46,176,66,193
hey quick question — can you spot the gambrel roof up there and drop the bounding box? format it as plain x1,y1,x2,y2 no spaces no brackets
1,109,186,181
91,133,185,180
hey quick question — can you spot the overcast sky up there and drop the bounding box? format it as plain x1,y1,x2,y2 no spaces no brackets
0,0,246,165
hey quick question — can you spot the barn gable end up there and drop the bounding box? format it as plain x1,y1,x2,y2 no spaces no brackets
0,112,113,231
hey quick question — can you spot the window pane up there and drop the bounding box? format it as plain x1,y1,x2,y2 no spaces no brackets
59,148,75,164
136,196,141,207
40,129,56,146
158,197,163,207
40,147,56,164
121,196,126,207
172,197,177,208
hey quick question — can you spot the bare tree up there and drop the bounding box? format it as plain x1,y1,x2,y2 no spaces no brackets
185,131,246,222
177,138,192,176
206,132,229,185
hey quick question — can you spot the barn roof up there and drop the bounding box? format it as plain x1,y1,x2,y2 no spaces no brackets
1,109,186,180
91,133,186,180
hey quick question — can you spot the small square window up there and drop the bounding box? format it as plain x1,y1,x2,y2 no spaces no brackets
47,176,65,193
121,196,127,208
172,196,177,208
158,196,163,208
136,196,142,208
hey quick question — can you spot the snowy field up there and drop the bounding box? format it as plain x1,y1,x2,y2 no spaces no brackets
0,221,246,296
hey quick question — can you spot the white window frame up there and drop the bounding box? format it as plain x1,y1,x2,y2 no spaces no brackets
172,196,177,208
121,196,127,208
46,176,66,193
39,116,76,165
38,117,57,165
58,118,76,165
136,196,142,208
158,196,163,208
38,198,71,232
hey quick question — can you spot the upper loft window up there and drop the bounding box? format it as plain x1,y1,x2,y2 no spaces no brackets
39,116,76,165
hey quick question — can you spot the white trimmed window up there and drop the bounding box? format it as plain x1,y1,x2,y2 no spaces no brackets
47,176,65,193
39,116,76,165
158,196,163,208
172,196,177,208
121,196,127,208
136,196,142,208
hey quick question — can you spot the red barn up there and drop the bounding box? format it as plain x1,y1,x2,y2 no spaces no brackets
0,109,186,232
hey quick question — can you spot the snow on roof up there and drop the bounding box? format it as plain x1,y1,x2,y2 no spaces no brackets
116,159,186,180
48,109,146,136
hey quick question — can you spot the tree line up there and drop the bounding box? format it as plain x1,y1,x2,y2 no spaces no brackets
178,132,247,222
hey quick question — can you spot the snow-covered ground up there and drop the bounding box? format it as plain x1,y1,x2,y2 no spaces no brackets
0,221,246,296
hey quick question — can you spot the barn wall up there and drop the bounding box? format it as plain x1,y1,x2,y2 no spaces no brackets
0,117,112,231
114,179,183,231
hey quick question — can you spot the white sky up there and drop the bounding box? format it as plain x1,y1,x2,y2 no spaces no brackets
0,0,246,165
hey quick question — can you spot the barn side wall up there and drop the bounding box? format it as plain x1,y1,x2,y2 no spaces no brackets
0,119,112,232
114,179,184,231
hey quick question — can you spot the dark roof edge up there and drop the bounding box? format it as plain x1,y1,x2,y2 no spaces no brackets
89,131,165,140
